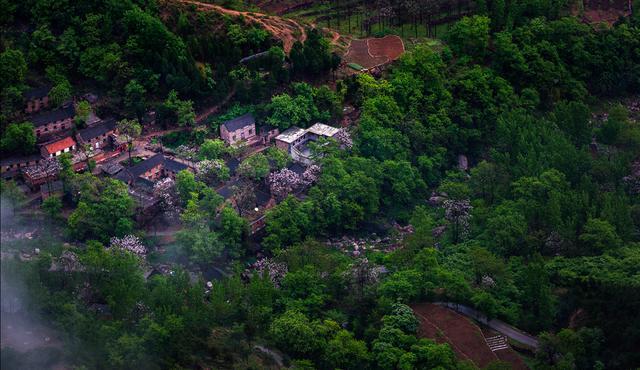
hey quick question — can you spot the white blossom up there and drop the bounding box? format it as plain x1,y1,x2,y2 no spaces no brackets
153,178,180,220
335,129,353,149
253,258,288,288
268,168,302,199
110,235,147,256
443,199,472,240
302,164,321,185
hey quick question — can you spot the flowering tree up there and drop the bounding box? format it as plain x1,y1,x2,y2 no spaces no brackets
196,159,230,184
153,178,180,221
334,129,353,149
110,234,147,256
268,168,302,199
302,164,321,186
175,145,198,161
442,199,472,243
253,258,288,287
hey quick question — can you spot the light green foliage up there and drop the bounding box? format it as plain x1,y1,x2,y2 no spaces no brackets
199,139,226,160
75,100,91,126
48,79,72,107
266,82,336,130
270,310,327,357
579,218,621,255
324,330,371,369
42,196,63,221
265,146,290,170
175,170,200,204
163,90,195,127
238,153,270,181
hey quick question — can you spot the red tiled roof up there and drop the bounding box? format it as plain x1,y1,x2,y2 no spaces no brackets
44,136,76,154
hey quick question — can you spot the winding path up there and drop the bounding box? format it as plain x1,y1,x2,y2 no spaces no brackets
435,302,540,349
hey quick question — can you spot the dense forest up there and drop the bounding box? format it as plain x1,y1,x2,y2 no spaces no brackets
1,0,639,369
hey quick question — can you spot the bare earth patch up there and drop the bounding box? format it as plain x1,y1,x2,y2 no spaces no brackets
343,35,405,71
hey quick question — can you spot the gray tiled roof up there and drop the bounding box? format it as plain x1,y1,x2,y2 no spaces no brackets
31,104,76,127
77,118,116,141
222,113,255,132
24,86,50,100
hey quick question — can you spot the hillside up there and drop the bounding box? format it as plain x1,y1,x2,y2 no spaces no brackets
1,0,640,370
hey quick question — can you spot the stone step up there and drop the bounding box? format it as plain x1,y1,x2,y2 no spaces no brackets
485,335,509,352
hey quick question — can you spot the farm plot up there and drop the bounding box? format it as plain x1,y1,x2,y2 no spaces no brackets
411,303,500,368
343,35,405,71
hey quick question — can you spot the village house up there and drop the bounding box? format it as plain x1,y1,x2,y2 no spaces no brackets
22,159,60,189
275,123,340,164
76,118,117,150
220,113,258,146
115,153,191,186
40,136,77,158
0,154,43,180
259,125,280,144
31,103,76,139
24,86,51,114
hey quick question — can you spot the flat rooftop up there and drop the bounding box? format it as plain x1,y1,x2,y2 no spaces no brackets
307,123,340,137
275,126,306,144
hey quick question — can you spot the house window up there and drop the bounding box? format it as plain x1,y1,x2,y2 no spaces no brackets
232,135,236,141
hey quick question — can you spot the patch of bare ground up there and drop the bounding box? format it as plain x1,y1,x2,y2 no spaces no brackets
411,303,500,368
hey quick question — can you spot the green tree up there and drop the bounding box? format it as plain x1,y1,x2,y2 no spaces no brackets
579,218,621,255
270,310,328,357
42,196,62,221
445,16,491,60
199,139,226,160
217,206,247,258
175,170,200,204
124,80,147,122
116,119,142,165
0,48,27,86
324,330,371,370
266,93,311,130
263,196,313,250
67,178,135,242
238,153,270,181
49,80,72,107
265,147,290,170
0,122,36,155
75,101,91,127
163,90,195,127
82,241,145,319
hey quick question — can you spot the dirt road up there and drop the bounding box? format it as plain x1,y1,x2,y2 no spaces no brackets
179,0,307,53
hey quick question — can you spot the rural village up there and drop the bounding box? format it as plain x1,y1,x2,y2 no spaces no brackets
1,0,639,369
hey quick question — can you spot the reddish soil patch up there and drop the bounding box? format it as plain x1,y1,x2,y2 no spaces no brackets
412,303,499,368
343,35,405,70
574,0,632,24
178,0,306,53
344,39,387,69
367,35,405,62
481,328,530,370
